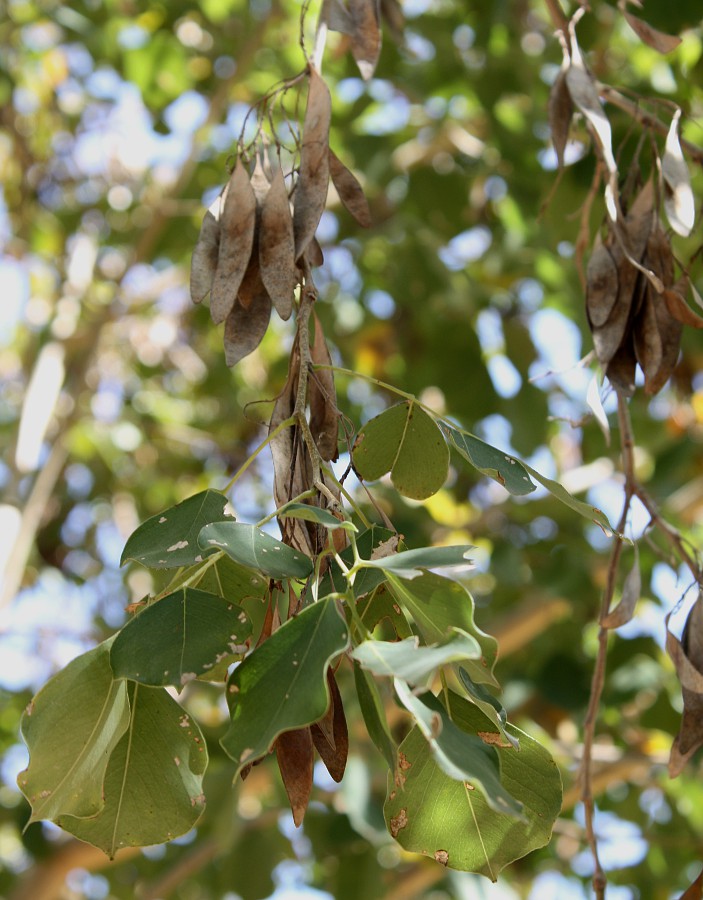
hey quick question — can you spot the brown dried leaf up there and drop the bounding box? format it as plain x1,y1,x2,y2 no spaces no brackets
663,110,695,237
623,9,682,54
311,670,348,782
668,596,703,776
190,192,224,304
223,289,272,368
602,547,640,628
293,69,331,262
349,0,382,80
260,168,297,321
211,160,257,325
548,68,573,170
276,727,314,826
309,313,339,462
586,237,619,328
329,148,372,228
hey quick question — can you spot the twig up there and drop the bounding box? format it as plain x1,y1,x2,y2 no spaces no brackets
544,0,570,43
632,487,702,585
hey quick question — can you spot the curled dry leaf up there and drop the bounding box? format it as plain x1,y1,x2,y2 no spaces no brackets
622,8,682,54
309,312,339,462
329,148,372,228
662,110,695,237
293,69,332,262
667,595,703,777
601,547,640,629
276,727,314,826
349,0,382,80
548,67,573,170
260,168,297,321
190,191,225,304
311,669,348,783
223,290,272,368
211,159,257,325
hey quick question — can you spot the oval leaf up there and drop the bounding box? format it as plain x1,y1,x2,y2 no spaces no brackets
220,598,350,777
111,588,253,687
353,402,449,501
198,522,313,580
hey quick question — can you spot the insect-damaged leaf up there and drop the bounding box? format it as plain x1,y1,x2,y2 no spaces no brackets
310,312,339,461
198,521,313,580
293,69,331,262
384,691,562,879
211,159,257,325
276,727,314,826
223,289,272,368
17,641,130,825
58,685,208,858
667,596,703,776
548,67,573,169
110,588,252,688
622,6,682,54
121,490,233,570
601,547,641,629
220,598,350,778
663,109,695,237
190,191,224,304
311,669,348,783
328,148,372,228
349,0,382,80
260,167,297,320
352,401,449,501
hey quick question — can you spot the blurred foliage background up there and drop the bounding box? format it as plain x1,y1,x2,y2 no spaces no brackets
1,0,703,897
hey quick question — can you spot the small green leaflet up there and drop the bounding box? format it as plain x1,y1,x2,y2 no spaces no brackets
59,684,208,858
352,402,449,501
384,691,562,879
352,630,482,686
353,662,396,771
441,423,536,496
393,682,523,818
121,490,233,570
221,598,350,777
18,641,130,824
278,502,357,532
387,573,499,688
361,544,473,580
198,522,313,579
110,588,252,688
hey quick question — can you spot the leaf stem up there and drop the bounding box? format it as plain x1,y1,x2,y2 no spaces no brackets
222,415,296,494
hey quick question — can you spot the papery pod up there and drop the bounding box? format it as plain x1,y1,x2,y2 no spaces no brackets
223,289,272,367
548,67,573,169
276,727,314,826
260,167,297,320
309,312,339,462
190,190,226,304
310,669,348,783
293,69,331,262
668,596,703,776
329,148,372,228
349,0,382,80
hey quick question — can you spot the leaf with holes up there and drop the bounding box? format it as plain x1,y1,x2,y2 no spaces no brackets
198,522,313,580
121,490,233,570
220,598,350,777
353,402,449,500
110,588,252,688
384,691,562,879
57,685,208,858
17,641,130,825
441,423,536,496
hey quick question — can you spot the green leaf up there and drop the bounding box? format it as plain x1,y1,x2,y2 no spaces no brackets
362,544,473,580
198,522,313,580
393,682,522,818
441,423,536,496
521,462,614,533
279,503,357,532
357,584,413,639
352,402,449,500
352,629,482,685
384,691,562,879
121,490,233,570
386,573,499,688
353,662,396,771
17,641,130,824
220,598,350,776
110,588,252,688
196,555,268,604
58,684,208,858
457,668,514,748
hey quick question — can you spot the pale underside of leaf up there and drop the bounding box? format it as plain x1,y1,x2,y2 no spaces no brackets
662,110,695,237
565,35,616,176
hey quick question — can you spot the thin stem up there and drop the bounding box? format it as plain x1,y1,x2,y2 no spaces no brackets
255,490,317,528
222,415,296,494
314,365,416,402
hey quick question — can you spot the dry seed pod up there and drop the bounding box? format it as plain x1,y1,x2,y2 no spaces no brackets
585,236,618,329
664,278,703,329
309,312,339,462
633,288,663,383
668,596,703,776
293,69,332,262
329,148,372,228
276,728,314,826
190,192,226,304
211,159,257,325
349,0,382,80
310,670,348,783
646,295,683,394
605,332,637,397
622,7,682,54
548,67,573,170
260,168,297,320
223,290,272,367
